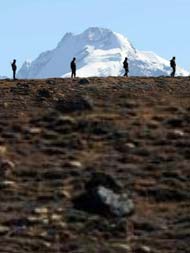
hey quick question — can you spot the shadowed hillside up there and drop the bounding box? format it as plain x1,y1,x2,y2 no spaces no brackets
0,77,190,253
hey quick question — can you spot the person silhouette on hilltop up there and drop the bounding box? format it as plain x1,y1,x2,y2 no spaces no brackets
70,57,76,80
11,59,17,80
123,57,129,77
170,57,176,77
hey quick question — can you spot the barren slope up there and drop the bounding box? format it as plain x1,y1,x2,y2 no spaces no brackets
0,77,190,253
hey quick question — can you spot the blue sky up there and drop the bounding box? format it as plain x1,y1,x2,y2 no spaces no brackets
0,0,189,76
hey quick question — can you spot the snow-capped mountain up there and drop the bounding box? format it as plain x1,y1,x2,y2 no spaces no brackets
18,27,188,78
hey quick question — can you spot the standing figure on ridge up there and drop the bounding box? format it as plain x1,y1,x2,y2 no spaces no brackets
123,57,129,77
11,59,17,80
170,57,176,77
71,57,76,80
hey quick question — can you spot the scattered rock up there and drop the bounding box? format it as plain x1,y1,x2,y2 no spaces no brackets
147,120,159,129
0,225,10,235
17,83,30,89
0,180,17,188
3,102,9,108
78,78,90,85
124,100,137,109
55,96,93,113
26,127,42,134
42,219,49,225
34,207,49,215
27,216,40,224
165,118,183,127
99,186,134,216
173,129,185,137
51,214,62,221
61,187,73,199
36,88,52,98
67,161,83,168
0,159,15,178
112,243,131,252
73,173,134,217
0,159,15,170
164,106,179,113
125,143,136,149
56,115,76,125
11,84,31,95
167,129,185,139
0,146,7,155
42,241,51,248
135,245,152,253
46,79,56,85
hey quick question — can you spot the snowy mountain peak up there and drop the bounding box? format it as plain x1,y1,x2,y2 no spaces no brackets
18,27,188,79
18,60,32,79
57,32,74,48
57,27,131,52
83,27,115,40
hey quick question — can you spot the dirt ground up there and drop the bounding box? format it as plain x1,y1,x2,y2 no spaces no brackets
0,77,190,253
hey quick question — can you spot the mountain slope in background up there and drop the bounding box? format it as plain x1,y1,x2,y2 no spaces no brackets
0,76,7,79
18,27,188,78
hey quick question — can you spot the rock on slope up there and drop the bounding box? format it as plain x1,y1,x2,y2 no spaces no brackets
18,27,188,79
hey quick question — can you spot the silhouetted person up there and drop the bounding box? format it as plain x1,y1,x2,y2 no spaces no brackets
71,57,76,79
11,59,17,80
123,57,129,77
170,57,176,77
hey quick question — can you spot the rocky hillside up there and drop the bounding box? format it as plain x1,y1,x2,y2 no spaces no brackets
0,77,190,253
